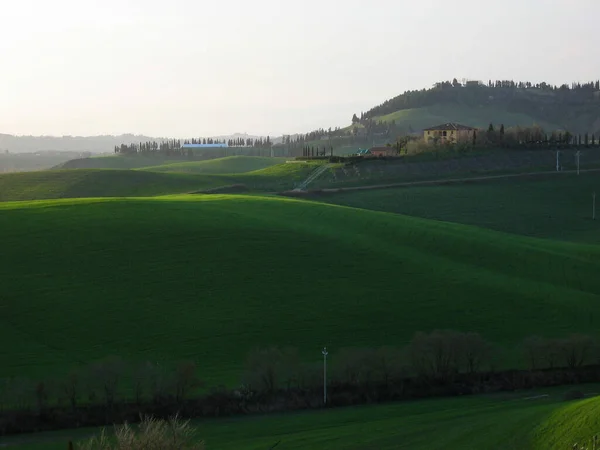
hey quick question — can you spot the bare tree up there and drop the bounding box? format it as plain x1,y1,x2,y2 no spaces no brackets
521,336,546,370
243,347,283,394
560,334,596,369
458,332,492,374
175,361,203,404
61,370,80,411
408,330,461,380
89,356,126,408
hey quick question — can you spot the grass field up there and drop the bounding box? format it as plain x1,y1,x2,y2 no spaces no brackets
316,172,600,244
53,155,185,170
0,162,324,201
1,195,600,383
141,156,289,174
372,103,557,131
0,169,219,201
4,385,600,450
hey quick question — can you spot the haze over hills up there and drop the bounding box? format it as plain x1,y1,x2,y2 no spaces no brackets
0,132,267,154
3,79,600,156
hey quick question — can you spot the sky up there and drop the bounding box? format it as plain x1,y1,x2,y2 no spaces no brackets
1,0,599,138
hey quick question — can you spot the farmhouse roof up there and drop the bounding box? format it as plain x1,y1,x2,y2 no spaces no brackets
423,123,477,131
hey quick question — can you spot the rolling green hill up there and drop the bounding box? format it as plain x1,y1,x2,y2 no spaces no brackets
0,162,324,201
53,155,184,170
360,79,600,134
1,195,600,383
141,156,289,174
316,172,600,244
372,103,557,131
0,169,219,201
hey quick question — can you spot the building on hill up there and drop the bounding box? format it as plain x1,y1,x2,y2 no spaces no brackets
423,123,477,144
369,146,397,157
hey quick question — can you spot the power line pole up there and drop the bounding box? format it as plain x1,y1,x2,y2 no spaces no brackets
322,347,328,405
594,192,596,221
556,150,561,172
576,150,581,175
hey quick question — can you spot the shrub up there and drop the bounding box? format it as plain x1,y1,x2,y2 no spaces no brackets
76,415,205,450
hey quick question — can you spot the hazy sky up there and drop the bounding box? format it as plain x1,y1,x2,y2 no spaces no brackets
1,0,599,137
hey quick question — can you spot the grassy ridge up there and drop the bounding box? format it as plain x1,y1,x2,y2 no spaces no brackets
1,195,600,383
4,386,600,449
0,162,323,201
316,172,600,244
0,169,219,201
371,103,557,130
53,155,184,170
141,156,289,174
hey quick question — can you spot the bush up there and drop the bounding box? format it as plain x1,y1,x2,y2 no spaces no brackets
76,415,205,450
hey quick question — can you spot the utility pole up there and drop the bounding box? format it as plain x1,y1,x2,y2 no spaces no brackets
576,150,581,175
322,347,328,405
556,150,561,172
594,192,596,221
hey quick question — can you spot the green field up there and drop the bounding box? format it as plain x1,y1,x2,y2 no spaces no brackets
141,156,289,174
1,194,600,383
0,169,219,201
4,386,600,450
0,162,324,201
372,103,557,131
316,172,600,244
53,155,186,170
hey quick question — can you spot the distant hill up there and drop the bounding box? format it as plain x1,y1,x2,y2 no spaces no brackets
357,79,600,135
0,133,266,154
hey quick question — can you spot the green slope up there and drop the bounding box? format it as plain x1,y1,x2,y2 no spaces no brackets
54,155,184,170
4,386,600,450
141,156,289,174
373,103,557,130
0,169,219,201
1,195,600,383
0,162,323,201
531,396,600,449
317,172,600,244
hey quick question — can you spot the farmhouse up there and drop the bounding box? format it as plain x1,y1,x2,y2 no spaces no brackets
423,123,477,144
369,146,397,157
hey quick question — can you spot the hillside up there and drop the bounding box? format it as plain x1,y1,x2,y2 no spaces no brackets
359,79,600,135
317,172,600,244
0,169,218,201
53,155,185,170
0,162,324,201
141,156,288,174
1,195,600,383
531,396,600,449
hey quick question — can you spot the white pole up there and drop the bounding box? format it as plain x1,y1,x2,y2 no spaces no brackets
322,347,328,405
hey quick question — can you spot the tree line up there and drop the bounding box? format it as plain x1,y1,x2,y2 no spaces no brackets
3,330,600,436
